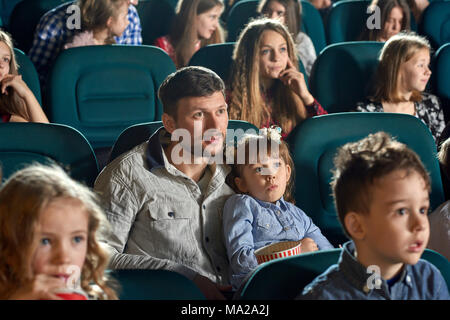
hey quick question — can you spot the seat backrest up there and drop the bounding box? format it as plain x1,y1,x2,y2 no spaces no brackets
0,122,98,186
286,113,445,247
420,1,450,50
48,45,176,149
226,0,259,42
109,119,259,163
309,41,383,113
421,249,450,289
0,0,24,28
109,269,205,300
136,0,176,45
432,43,450,121
14,48,42,104
326,0,370,45
8,0,68,53
301,0,327,55
237,248,449,299
238,249,341,300
188,42,235,83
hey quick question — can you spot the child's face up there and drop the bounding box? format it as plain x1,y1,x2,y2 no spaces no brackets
264,1,286,24
258,30,289,82
0,41,11,81
357,169,430,271
380,6,404,41
397,48,431,94
32,198,89,286
196,5,223,40
109,2,129,38
235,155,291,203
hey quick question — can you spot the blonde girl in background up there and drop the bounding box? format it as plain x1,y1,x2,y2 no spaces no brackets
64,0,130,48
0,31,48,123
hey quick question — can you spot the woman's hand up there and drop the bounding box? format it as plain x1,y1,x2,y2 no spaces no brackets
8,274,65,300
300,237,319,253
2,74,49,123
278,58,315,106
1,74,32,99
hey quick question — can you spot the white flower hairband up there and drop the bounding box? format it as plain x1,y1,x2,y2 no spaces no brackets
258,126,282,144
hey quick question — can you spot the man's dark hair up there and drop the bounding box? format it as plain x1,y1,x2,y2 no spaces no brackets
158,66,225,119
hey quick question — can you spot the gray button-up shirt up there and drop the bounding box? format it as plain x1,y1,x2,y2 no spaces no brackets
94,129,234,285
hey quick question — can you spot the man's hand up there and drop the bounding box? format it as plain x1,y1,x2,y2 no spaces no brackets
193,274,232,300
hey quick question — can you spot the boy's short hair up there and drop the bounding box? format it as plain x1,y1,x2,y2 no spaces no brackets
331,131,431,237
158,66,225,119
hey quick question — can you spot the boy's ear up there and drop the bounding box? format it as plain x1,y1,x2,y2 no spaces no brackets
106,17,113,29
344,212,366,240
162,113,176,134
234,177,248,193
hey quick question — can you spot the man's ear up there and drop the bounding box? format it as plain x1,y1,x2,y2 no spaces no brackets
344,212,366,241
162,113,176,134
234,177,248,193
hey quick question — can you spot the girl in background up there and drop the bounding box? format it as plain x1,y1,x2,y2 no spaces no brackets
64,0,129,48
0,31,48,123
356,32,445,141
258,0,317,76
154,0,225,68
228,18,326,138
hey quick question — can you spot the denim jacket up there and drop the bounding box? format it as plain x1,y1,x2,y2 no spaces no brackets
299,241,450,300
94,128,234,285
223,194,334,290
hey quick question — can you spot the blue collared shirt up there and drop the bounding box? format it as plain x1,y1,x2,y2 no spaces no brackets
28,1,142,88
223,194,334,290
299,241,450,300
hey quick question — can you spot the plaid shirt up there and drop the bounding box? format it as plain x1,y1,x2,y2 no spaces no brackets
28,1,142,89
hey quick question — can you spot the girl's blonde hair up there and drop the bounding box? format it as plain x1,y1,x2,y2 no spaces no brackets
170,0,225,68
0,30,29,120
257,0,302,38
228,18,306,133
80,0,129,44
0,164,117,299
371,31,431,103
227,133,295,203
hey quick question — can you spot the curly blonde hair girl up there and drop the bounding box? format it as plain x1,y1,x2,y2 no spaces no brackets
0,164,117,299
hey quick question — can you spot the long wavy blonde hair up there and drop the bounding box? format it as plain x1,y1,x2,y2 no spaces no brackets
0,30,28,121
0,164,117,300
228,18,306,133
170,0,224,68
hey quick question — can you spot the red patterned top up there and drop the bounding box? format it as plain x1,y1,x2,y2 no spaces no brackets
154,36,201,67
1,111,11,122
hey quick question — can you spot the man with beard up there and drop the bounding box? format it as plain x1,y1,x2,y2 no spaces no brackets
94,66,234,300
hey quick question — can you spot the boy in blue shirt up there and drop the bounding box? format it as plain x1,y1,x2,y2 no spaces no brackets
300,132,449,299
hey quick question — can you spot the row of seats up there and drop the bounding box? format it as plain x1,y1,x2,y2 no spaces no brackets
0,112,444,246
109,247,450,299
4,0,449,55
13,40,450,151
223,0,450,53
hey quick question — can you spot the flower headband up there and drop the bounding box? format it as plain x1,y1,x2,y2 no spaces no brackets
258,126,282,144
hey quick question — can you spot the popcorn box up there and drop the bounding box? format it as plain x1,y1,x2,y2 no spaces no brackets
254,240,302,264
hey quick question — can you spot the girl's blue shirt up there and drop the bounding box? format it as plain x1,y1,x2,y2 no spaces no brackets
223,193,334,290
